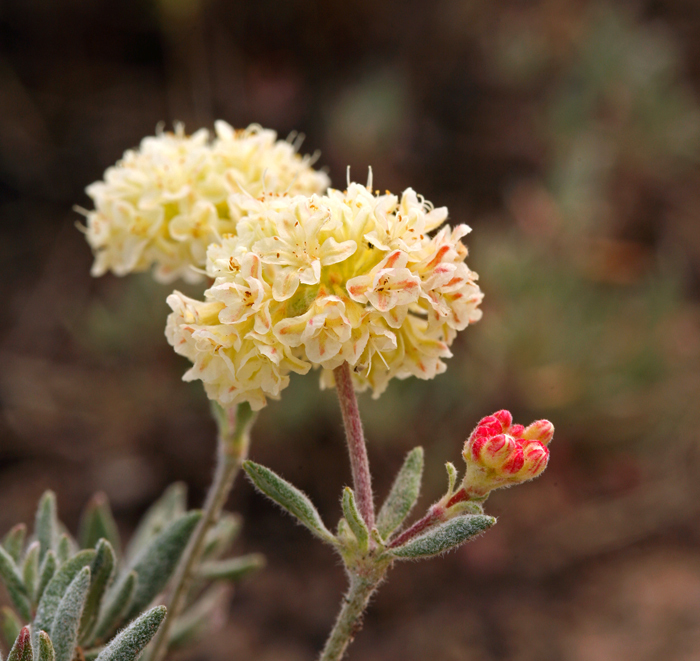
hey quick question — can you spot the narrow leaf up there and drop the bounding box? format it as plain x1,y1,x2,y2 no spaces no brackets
376,447,424,540
84,648,104,661
7,626,32,661
37,631,56,661
79,494,121,555
201,514,241,561
125,484,187,563
33,550,96,649
91,572,137,644
243,461,335,543
123,511,201,621
445,462,458,496
36,551,57,605
50,567,91,661
21,542,39,602
197,554,266,582
0,546,31,621
56,536,72,565
168,585,228,650
390,514,496,560
370,527,385,550
335,518,353,546
2,526,26,564
94,606,166,661
79,540,116,643
0,607,22,649
35,492,58,563
341,488,369,550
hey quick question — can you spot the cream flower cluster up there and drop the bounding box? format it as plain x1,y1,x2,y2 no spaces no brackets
83,122,330,283
166,183,483,409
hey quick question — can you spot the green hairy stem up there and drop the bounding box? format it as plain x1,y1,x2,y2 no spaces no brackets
319,572,383,661
146,402,256,661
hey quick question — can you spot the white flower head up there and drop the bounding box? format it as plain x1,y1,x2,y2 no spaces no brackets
82,123,330,284
166,181,483,409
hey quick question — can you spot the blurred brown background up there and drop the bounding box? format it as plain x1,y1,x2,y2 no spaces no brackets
3,0,700,659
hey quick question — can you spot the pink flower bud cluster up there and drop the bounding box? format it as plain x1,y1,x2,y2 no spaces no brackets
461,410,553,495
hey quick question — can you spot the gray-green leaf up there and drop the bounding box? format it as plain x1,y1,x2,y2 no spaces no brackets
390,515,496,560
91,571,137,644
341,488,368,550
56,536,72,565
201,514,241,561
0,546,31,621
37,632,56,661
50,566,91,661
79,540,116,643
79,494,121,555
125,484,187,563
83,647,104,661
2,525,26,564
122,511,201,622
168,585,228,650
197,554,266,582
33,550,96,648
94,606,166,661
21,543,39,602
0,607,22,649
376,447,424,540
36,552,57,605
243,461,335,544
35,492,58,564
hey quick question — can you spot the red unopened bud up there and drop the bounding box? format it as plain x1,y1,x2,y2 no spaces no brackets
462,409,554,495
508,423,525,437
515,440,549,479
467,415,503,445
472,433,518,469
522,419,554,445
492,409,512,430
500,446,525,474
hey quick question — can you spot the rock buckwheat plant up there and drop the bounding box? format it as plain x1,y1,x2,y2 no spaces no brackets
78,122,554,661
0,488,261,661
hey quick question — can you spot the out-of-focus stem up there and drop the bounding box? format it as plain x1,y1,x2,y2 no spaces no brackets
333,362,375,530
147,402,257,661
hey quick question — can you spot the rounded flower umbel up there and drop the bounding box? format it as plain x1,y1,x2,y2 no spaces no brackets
166,182,484,409
81,122,329,283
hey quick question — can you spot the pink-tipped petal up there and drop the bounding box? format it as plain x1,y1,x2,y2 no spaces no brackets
492,409,513,430
508,423,525,437
522,420,555,445
518,441,549,478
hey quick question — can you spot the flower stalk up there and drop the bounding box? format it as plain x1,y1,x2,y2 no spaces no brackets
333,362,375,532
146,402,256,661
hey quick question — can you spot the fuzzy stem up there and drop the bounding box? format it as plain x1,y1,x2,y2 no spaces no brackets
387,508,442,549
333,362,375,530
146,402,257,661
319,573,382,661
